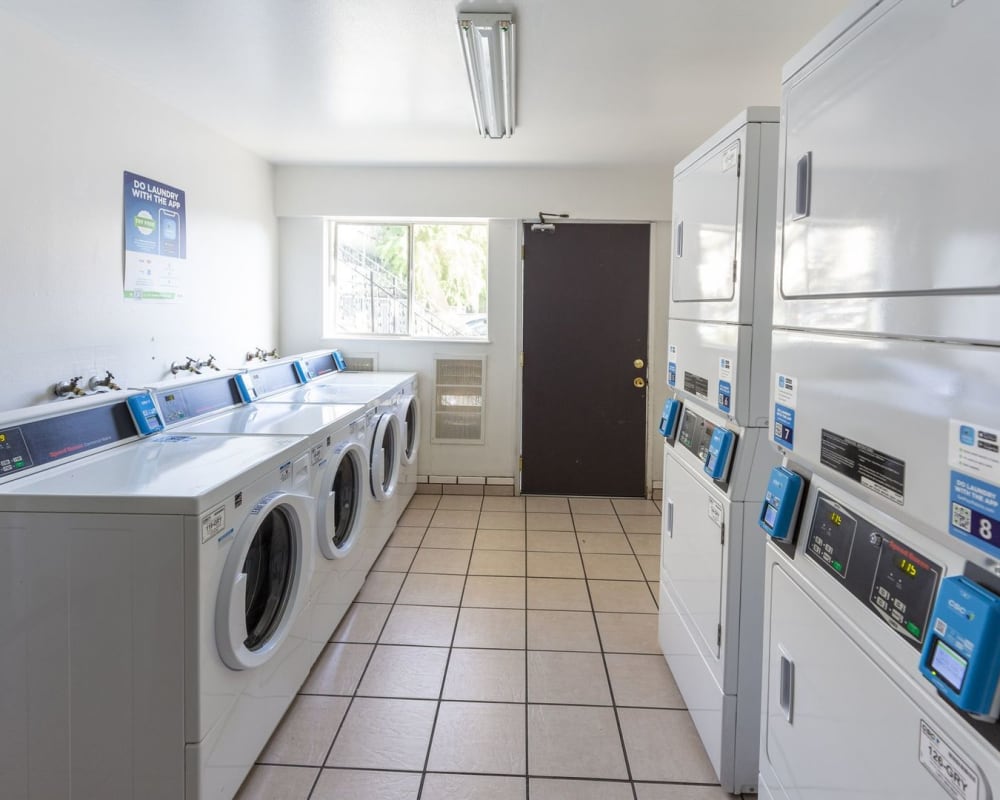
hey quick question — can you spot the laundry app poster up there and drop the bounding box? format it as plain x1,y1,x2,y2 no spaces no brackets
123,170,186,302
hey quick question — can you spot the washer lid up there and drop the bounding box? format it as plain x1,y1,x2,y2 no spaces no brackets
370,413,401,502
318,440,367,559
217,491,314,670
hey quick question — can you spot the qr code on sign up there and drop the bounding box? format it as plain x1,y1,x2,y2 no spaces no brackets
952,502,972,533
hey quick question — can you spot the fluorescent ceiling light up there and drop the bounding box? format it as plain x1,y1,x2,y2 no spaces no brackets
457,13,516,139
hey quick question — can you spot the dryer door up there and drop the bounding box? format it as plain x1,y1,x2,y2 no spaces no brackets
402,396,420,466
370,413,401,502
216,492,314,670
318,441,367,559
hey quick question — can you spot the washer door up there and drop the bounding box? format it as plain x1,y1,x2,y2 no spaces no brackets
370,412,401,502
217,492,314,670
317,441,368,559
402,395,420,466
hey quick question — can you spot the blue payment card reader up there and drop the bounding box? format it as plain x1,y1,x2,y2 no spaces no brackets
704,427,735,482
126,392,164,436
659,398,682,441
759,467,805,541
920,576,1000,721
233,373,259,403
331,349,347,372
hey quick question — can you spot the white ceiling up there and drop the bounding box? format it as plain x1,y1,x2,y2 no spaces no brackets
1,0,853,168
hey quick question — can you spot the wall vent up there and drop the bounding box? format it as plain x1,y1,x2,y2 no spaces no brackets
344,355,376,372
433,356,485,444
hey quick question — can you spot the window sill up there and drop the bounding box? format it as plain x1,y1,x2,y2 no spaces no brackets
323,334,491,345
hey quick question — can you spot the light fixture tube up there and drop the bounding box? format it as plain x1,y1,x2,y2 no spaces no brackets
458,13,516,139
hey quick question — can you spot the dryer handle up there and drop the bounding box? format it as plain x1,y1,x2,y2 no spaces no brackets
666,499,674,538
779,648,795,724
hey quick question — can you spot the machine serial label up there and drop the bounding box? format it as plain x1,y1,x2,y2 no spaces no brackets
707,498,723,527
820,429,905,506
721,142,739,172
201,505,226,543
918,720,981,800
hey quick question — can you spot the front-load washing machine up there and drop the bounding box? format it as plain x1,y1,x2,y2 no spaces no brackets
254,378,405,576
154,373,372,647
0,394,317,799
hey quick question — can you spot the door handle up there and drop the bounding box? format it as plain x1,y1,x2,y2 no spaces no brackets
675,221,684,258
779,648,794,724
666,499,674,538
633,377,646,388
793,152,812,220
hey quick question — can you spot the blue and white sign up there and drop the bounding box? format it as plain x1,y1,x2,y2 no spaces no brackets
667,344,677,387
123,171,186,302
773,373,798,449
948,419,1000,554
718,380,732,413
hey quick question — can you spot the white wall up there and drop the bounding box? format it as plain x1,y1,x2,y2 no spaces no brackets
0,12,278,411
275,164,672,489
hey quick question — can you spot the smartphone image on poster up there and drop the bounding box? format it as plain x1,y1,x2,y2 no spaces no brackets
159,208,179,257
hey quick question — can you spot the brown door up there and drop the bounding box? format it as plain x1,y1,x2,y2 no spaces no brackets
521,222,650,497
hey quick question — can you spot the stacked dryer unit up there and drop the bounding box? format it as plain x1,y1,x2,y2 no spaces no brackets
758,2,1000,797
148,368,370,650
0,392,318,799
657,107,780,794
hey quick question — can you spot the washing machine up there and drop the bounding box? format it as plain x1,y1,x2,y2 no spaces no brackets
758,1,1000,796
153,370,372,646
0,393,317,799
297,353,420,530
657,107,779,794
250,362,410,573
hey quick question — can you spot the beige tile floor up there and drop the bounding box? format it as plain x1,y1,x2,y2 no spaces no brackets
239,495,750,800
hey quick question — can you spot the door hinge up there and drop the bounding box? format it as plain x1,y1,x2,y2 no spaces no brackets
518,455,524,472
720,522,725,546
519,352,525,368
717,624,722,648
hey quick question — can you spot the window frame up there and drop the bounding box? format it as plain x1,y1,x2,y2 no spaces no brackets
327,219,489,341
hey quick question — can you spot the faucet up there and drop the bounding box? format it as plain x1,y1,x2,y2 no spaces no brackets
53,376,85,399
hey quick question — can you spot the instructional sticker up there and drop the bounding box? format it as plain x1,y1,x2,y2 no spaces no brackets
668,344,677,387
918,719,981,800
721,142,740,172
774,405,795,449
948,419,1000,553
718,381,732,414
774,374,797,409
821,430,905,506
719,357,733,382
708,498,724,527
684,371,709,399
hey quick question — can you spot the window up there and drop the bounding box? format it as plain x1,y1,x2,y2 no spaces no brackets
330,222,488,338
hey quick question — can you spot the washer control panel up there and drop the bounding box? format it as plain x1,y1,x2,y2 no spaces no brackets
677,408,716,463
805,492,942,649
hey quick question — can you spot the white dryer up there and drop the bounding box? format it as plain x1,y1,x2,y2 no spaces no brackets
0,395,317,799
160,375,371,647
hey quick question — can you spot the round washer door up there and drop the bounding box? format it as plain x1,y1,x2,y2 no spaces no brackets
402,396,420,466
370,412,402,502
216,491,314,670
317,441,368,559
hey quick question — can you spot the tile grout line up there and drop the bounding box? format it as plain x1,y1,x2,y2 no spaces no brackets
415,494,478,800
302,514,419,800
569,502,640,799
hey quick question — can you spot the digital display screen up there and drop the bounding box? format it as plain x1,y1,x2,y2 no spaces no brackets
830,511,843,526
898,558,919,578
763,504,778,529
930,638,969,693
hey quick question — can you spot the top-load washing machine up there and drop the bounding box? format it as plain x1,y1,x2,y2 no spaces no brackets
0,392,317,799
758,2,1000,798
151,368,371,646
657,107,780,794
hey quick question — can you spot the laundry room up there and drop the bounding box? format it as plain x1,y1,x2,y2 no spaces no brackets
2,2,1000,799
